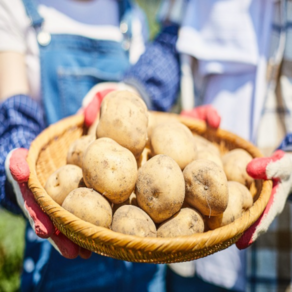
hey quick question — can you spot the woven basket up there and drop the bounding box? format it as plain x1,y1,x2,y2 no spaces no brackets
27,112,272,264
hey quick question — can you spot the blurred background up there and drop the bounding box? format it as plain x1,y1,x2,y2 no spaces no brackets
0,0,161,291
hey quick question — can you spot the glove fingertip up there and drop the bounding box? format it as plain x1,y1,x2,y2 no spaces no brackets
246,158,268,180
9,148,30,182
50,233,79,259
84,96,100,128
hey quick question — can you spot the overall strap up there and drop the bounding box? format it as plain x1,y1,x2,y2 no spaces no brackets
119,0,132,22
22,0,44,29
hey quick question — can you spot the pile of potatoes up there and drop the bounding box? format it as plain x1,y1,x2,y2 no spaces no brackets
44,90,255,238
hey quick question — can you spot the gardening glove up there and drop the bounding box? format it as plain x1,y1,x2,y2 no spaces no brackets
81,82,140,127
181,105,221,129
5,148,92,259
236,150,292,249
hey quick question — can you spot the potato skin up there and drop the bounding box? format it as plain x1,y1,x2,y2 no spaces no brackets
45,165,83,205
222,149,253,187
183,159,228,216
82,138,137,204
62,188,112,228
111,205,156,237
230,181,253,210
96,90,148,158
66,135,95,168
193,135,221,156
195,150,223,168
150,122,197,170
135,154,185,223
207,181,244,229
157,208,204,238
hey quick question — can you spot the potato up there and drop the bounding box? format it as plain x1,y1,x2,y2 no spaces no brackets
62,188,112,228
193,134,221,156
147,112,178,144
222,149,253,187
231,181,253,210
111,205,156,237
157,208,204,238
66,135,95,168
135,154,185,223
82,137,137,204
45,165,83,205
207,181,245,229
150,122,197,169
96,90,148,158
195,150,223,168
183,159,228,216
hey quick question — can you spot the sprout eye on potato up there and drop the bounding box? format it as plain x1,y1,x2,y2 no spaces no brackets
45,164,83,205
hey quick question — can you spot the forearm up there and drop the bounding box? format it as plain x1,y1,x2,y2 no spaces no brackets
123,24,180,112
0,95,45,214
0,52,29,102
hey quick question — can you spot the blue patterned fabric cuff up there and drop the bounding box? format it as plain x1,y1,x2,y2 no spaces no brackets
277,133,292,152
0,95,45,214
123,24,180,112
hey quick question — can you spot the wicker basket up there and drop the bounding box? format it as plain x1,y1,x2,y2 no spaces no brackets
27,112,272,264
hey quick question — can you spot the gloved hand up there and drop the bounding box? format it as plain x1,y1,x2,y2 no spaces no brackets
81,82,140,127
181,105,221,129
5,148,92,259
236,150,292,249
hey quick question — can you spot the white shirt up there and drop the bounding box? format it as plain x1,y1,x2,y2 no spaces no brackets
0,0,144,101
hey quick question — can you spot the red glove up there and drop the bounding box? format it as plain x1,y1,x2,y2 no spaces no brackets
6,148,91,259
181,105,221,129
83,88,115,128
236,150,292,249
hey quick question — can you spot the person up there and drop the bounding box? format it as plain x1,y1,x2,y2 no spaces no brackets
0,0,166,291
122,0,292,291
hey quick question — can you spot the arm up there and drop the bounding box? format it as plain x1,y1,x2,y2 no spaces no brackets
0,52,29,101
0,95,45,214
123,24,181,112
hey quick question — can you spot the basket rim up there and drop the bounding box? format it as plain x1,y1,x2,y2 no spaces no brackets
27,113,273,254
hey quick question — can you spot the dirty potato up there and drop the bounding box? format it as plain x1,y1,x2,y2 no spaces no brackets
82,138,137,204
157,208,204,238
66,135,95,168
111,205,157,237
183,159,228,216
45,165,83,205
135,154,185,223
96,90,148,158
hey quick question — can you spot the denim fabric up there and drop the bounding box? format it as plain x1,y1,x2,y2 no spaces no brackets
40,35,130,124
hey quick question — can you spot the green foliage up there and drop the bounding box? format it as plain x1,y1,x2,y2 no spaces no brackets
0,209,25,292
135,0,162,39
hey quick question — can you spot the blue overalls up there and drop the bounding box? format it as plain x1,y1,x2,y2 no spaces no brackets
20,1,165,291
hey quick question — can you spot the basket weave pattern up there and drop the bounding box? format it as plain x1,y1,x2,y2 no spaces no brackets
27,112,273,263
